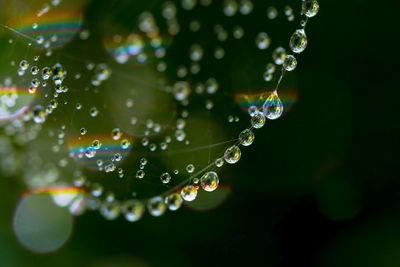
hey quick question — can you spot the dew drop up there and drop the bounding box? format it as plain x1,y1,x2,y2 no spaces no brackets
160,172,171,184
302,0,319,18
256,32,271,50
289,29,307,54
201,171,219,192
272,47,287,65
224,145,241,164
181,185,198,201
283,55,297,71
147,196,166,217
239,129,255,146
100,202,120,220
122,199,144,222
164,193,183,211
251,112,266,128
263,92,283,120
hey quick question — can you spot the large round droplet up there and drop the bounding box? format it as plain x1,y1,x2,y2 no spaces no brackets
289,29,307,54
201,171,219,192
302,0,319,18
224,145,241,164
263,92,283,120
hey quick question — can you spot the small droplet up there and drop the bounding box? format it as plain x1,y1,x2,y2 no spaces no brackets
160,172,171,184
215,158,224,167
186,164,195,173
80,128,87,135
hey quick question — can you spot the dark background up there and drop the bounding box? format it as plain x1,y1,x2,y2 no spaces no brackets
1,0,399,266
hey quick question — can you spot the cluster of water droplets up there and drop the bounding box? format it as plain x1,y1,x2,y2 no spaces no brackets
0,0,319,223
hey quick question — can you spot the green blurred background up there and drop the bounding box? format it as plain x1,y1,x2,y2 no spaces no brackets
1,0,399,266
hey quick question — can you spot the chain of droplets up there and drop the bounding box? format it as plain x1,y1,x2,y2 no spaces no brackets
69,0,320,222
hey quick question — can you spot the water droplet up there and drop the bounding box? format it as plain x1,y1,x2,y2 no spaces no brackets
30,66,39,75
112,128,122,140
239,129,255,146
80,128,87,135
121,139,130,149
164,193,183,211
215,158,224,167
201,171,219,192
267,6,278,19
91,183,103,197
100,202,120,220
256,32,271,50
189,44,204,61
283,55,297,71
173,81,190,101
160,172,171,184
224,145,241,164
272,47,287,65
186,164,195,173
263,92,283,120
147,196,166,217
90,107,99,117
122,199,144,222
223,0,238,16
289,29,307,54
19,60,29,70
181,185,198,201
251,112,266,128
302,0,319,18
136,170,145,179
32,105,46,124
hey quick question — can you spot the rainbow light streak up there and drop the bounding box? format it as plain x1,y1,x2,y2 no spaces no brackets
22,186,86,197
235,89,299,113
8,9,83,49
67,134,133,170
